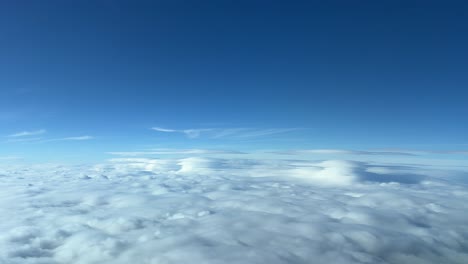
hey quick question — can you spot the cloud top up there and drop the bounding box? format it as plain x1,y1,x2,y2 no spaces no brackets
0,158,467,263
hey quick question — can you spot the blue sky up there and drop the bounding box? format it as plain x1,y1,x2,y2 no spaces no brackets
1,0,467,163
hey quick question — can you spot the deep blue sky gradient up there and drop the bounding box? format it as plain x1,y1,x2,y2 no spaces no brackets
1,0,467,161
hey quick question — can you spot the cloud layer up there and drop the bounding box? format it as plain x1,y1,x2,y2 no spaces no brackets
0,158,467,263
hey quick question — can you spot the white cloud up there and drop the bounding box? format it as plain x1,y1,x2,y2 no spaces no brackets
151,126,297,139
272,149,418,156
108,148,246,157
5,137,43,143
105,157,432,186
41,136,94,143
221,128,297,138
273,149,468,157
5,135,94,144
183,129,213,138
151,127,213,138
7,129,46,137
151,127,178,133
396,149,468,155
0,158,467,263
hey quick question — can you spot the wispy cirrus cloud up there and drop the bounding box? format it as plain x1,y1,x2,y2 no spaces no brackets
211,128,298,139
5,134,94,144
40,136,94,143
151,127,178,133
108,148,247,157
5,137,44,143
151,127,298,139
7,129,46,138
151,127,214,138
272,149,418,156
375,149,468,155
271,148,468,156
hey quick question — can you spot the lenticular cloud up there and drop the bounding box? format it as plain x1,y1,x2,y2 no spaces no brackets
1,158,468,264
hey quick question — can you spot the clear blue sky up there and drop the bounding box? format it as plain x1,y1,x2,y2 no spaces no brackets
1,0,467,162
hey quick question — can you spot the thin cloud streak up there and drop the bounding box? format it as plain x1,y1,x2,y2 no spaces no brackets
228,128,298,139
272,149,418,156
151,127,178,133
40,136,94,143
7,129,46,138
272,148,468,156
368,148,468,156
151,127,214,138
108,148,247,157
390,149,468,155
151,127,298,139
5,137,43,143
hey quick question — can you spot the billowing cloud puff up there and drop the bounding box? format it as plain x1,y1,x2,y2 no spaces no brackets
0,158,467,264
